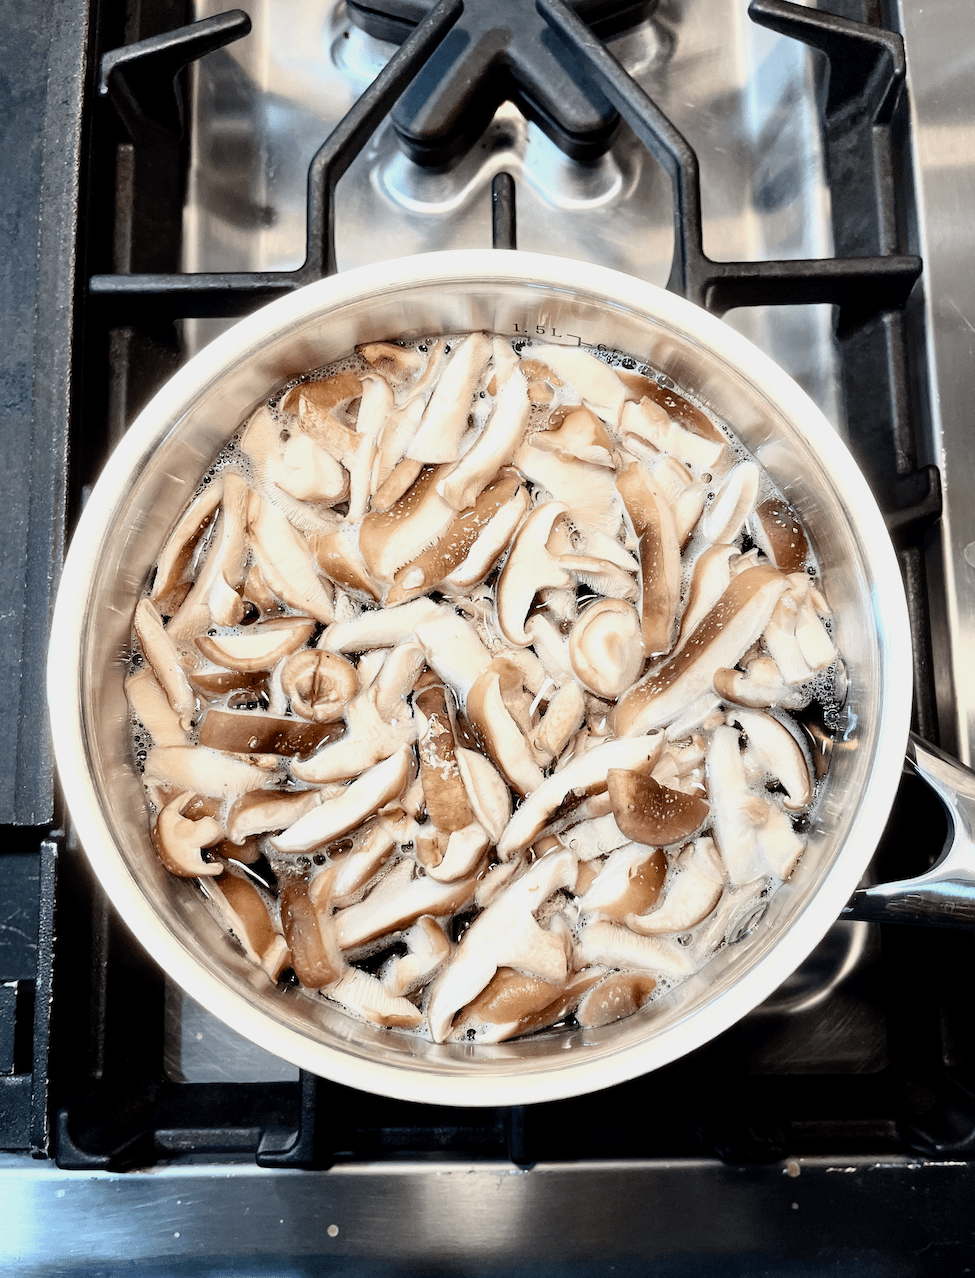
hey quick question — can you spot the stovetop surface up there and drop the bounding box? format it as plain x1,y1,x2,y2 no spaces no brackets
4,0,975,1271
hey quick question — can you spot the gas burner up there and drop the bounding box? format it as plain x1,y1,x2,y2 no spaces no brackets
347,0,655,167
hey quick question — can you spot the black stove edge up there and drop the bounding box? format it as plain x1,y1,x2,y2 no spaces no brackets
1,1153,971,1276
0,0,88,825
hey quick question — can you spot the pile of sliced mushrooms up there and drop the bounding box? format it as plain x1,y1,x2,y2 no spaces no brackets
128,331,841,1043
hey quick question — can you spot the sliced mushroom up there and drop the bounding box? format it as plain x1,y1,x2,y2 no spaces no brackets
497,733,664,859
425,821,491,883
144,745,274,800
676,544,738,649
279,648,358,723
620,396,727,472
786,574,838,672
335,856,479,950
616,463,681,656
413,674,472,832
289,669,417,785
700,460,761,546
134,598,197,731
568,599,645,699
560,812,631,861
529,345,626,424
196,616,316,673
454,746,512,844
424,848,577,1042
380,916,451,996
126,668,188,747
439,482,531,595
413,610,494,707
607,768,709,847
575,971,657,1028
372,454,424,513
151,479,223,605
280,871,344,989
358,465,456,584
533,679,586,763
242,403,349,505
713,655,802,709
578,845,668,921
386,469,525,605
438,368,531,511
207,873,289,978
627,837,724,934
289,373,364,461
346,372,395,523
357,341,425,387
152,792,223,877
406,332,492,463
495,502,573,647
755,799,805,880
618,372,726,445
526,613,574,685
763,593,813,685
706,723,771,886
533,406,615,467
225,787,322,843
466,667,545,797
319,596,442,654
312,529,380,600
731,707,813,811
246,494,334,623
614,565,789,737
272,745,417,852
751,497,809,573
514,444,622,539
576,921,697,977
328,967,423,1028
321,822,398,907
198,710,341,758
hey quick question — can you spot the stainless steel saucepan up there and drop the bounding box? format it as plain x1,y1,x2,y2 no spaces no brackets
47,250,975,1106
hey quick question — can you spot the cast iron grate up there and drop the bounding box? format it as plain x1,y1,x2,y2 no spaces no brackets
5,0,971,1176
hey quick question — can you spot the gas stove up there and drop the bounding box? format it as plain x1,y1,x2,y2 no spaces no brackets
4,0,975,1271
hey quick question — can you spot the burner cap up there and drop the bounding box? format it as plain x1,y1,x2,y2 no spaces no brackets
348,0,654,168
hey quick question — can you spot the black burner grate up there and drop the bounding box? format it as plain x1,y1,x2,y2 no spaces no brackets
346,0,656,166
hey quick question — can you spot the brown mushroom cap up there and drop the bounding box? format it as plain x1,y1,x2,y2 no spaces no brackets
579,845,668,921
414,674,472,832
752,497,809,574
211,873,286,976
198,710,342,757
575,971,657,1028
617,371,725,444
460,967,565,1026
607,769,709,847
280,873,343,989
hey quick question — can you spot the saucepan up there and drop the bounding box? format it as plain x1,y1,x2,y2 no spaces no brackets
47,250,975,1106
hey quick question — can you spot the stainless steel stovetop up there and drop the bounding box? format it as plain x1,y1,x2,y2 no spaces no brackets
4,0,975,1272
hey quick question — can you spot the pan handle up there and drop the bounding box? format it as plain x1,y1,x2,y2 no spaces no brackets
842,733,975,928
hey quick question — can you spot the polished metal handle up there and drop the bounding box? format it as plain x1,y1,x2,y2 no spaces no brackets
843,733,975,927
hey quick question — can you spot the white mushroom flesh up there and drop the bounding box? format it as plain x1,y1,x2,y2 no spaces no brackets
128,330,841,1041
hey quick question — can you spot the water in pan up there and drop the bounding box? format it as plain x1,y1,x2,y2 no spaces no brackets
131,331,845,1061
